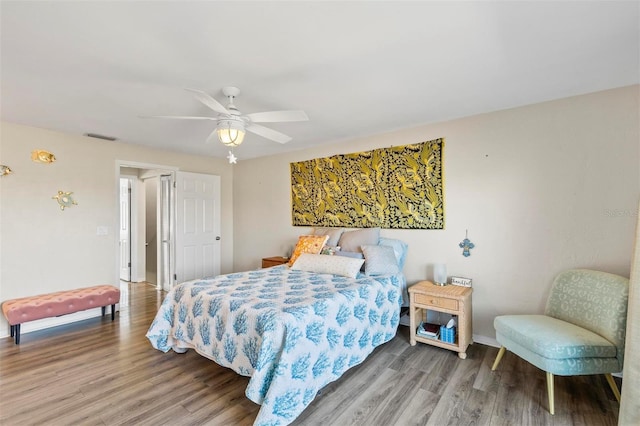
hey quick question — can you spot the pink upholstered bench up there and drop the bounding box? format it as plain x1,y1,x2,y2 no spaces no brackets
2,285,121,344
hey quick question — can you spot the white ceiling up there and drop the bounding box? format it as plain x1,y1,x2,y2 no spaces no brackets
1,1,638,161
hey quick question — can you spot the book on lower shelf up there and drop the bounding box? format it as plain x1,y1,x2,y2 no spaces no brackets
417,330,440,340
417,322,440,339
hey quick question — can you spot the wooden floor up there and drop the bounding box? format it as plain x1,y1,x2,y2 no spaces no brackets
0,282,621,426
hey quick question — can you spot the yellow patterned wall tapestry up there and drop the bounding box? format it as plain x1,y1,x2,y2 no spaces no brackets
291,138,444,229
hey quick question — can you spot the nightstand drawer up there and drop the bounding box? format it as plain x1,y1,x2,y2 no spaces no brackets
415,293,458,310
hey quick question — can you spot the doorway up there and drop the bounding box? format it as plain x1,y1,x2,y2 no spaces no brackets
119,166,175,291
117,163,221,292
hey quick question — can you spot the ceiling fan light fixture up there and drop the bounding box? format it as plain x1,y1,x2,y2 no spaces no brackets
217,120,245,147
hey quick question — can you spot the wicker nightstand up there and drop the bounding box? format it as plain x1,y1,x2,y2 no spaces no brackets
409,280,473,359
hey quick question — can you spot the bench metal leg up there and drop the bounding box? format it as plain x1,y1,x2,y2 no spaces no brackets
10,324,14,338
14,324,20,345
101,305,116,321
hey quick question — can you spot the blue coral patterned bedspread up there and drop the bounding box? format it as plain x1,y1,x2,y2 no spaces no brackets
146,265,403,426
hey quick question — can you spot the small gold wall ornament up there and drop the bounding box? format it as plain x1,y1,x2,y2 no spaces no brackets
31,150,56,164
0,165,12,176
52,190,78,210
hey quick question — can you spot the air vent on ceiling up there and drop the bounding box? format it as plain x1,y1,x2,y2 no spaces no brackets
84,133,117,141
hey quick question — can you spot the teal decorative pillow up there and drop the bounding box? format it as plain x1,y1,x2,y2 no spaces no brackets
320,245,340,255
361,244,400,275
291,253,364,278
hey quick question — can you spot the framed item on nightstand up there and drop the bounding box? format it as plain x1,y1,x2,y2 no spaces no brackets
451,276,472,287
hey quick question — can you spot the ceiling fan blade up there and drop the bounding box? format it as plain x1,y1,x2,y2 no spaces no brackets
139,115,216,120
246,123,292,144
185,88,230,115
246,110,308,123
205,128,219,144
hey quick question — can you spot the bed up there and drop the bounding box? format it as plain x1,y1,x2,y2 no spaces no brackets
146,233,408,426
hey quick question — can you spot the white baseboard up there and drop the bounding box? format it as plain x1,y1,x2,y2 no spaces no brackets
472,334,500,348
0,305,120,339
399,313,411,326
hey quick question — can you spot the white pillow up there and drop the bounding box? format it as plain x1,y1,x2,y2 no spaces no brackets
291,253,364,278
361,244,401,275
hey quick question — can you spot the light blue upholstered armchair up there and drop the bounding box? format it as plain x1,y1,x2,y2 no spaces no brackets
491,269,629,415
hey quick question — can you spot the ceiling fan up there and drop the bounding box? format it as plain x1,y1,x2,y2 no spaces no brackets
143,87,309,147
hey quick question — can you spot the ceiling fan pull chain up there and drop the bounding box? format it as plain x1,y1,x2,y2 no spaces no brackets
227,150,238,164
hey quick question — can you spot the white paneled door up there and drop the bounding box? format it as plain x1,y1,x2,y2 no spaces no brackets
175,171,221,285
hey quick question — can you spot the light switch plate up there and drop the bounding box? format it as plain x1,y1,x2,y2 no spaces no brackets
97,226,109,236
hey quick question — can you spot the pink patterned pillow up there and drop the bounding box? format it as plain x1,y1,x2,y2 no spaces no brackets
287,235,329,266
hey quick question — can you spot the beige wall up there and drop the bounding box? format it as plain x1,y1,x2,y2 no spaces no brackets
1,86,637,343
232,85,640,343
0,123,234,335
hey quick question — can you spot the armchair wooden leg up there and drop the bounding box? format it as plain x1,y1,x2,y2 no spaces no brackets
605,373,621,402
546,372,555,415
491,346,506,371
